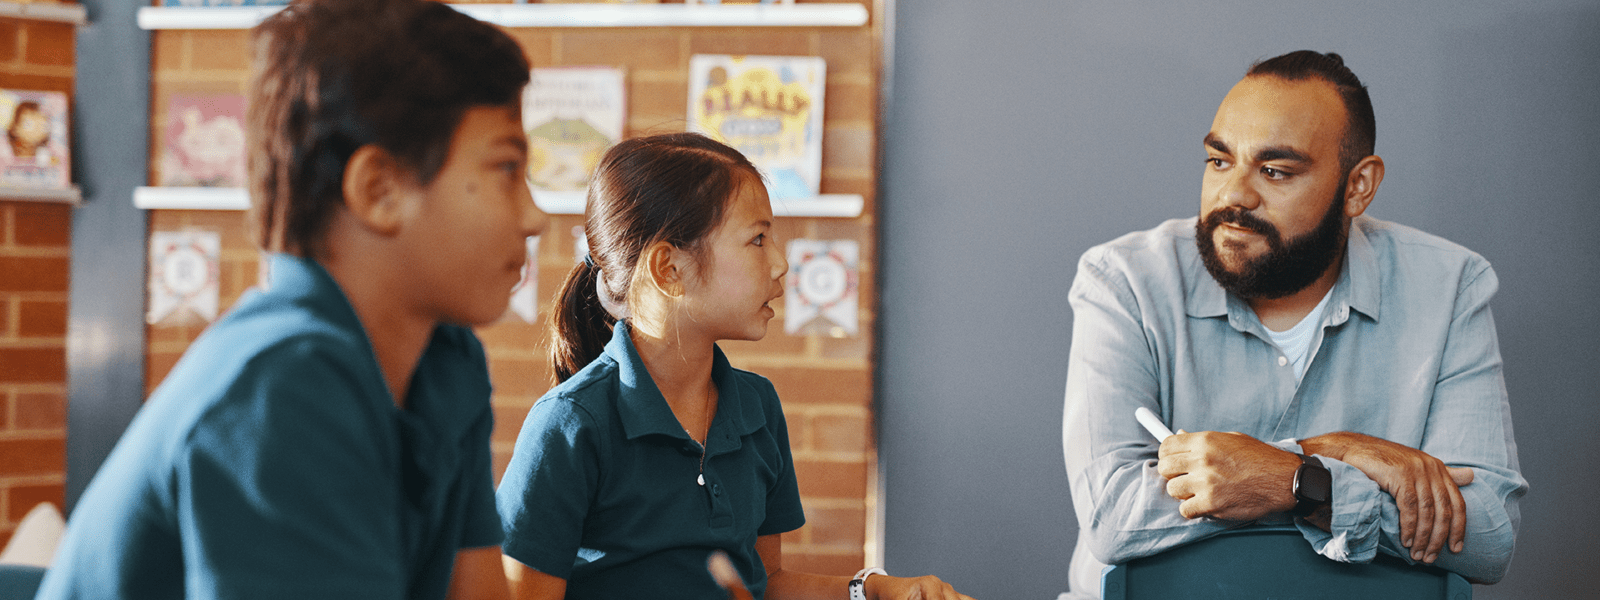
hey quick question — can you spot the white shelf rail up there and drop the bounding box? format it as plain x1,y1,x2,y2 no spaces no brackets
133,186,863,218
137,3,868,30
0,185,81,205
0,1,88,25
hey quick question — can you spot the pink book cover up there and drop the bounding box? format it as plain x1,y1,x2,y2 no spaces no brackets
0,89,70,190
159,93,247,188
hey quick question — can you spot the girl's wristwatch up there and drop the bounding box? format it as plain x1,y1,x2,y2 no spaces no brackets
849,567,887,600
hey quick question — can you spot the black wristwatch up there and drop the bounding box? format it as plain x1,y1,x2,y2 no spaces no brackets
1291,453,1331,517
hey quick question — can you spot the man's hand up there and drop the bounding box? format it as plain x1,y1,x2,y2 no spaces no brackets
1157,431,1302,521
866,574,977,600
1300,432,1475,564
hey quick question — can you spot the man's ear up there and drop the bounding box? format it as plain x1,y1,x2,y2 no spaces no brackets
1343,155,1385,218
641,241,687,298
341,144,416,236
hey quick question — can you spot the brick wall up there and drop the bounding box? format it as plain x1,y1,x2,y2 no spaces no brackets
146,1,881,576
0,10,75,551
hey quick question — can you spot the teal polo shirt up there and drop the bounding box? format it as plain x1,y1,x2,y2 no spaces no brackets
497,320,806,599
38,255,504,600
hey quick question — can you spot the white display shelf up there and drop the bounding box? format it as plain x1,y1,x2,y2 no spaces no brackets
137,3,868,30
0,2,88,25
0,185,81,205
134,186,864,218
133,186,248,211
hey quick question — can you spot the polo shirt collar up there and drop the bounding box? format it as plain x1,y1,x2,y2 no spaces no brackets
604,320,765,442
1184,216,1384,324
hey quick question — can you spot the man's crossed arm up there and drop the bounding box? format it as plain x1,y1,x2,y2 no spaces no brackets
1157,430,1475,564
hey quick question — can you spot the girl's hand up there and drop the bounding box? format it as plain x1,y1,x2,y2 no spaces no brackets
868,574,978,600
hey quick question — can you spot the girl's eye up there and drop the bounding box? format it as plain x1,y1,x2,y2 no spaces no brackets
752,234,766,247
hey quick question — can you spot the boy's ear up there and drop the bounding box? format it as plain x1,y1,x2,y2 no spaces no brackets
642,241,686,298
341,144,416,236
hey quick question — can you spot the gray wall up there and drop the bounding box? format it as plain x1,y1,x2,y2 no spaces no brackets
876,2,1599,599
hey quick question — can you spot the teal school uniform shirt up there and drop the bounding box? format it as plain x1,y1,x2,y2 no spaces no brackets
37,254,504,600
497,320,806,600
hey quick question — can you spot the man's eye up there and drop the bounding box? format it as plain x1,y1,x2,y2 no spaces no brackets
1262,166,1289,179
1206,157,1229,169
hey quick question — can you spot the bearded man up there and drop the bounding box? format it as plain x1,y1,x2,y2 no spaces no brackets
1059,50,1526,599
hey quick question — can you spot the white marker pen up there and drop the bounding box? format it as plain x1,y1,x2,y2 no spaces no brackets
1135,406,1174,442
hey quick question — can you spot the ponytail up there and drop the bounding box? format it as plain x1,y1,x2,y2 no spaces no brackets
548,259,616,383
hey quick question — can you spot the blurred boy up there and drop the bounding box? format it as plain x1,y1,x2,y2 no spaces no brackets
38,1,547,598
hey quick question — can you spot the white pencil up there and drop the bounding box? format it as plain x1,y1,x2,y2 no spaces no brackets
1135,406,1174,442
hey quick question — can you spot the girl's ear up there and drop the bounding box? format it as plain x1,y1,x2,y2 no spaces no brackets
341,144,417,236
641,241,686,298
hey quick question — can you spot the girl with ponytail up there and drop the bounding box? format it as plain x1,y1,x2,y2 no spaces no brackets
497,133,975,600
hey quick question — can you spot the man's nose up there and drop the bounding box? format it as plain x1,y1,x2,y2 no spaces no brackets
1215,168,1261,211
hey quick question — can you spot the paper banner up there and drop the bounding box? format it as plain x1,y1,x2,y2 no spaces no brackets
508,236,542,324
148,230,221,325
784,239,858,337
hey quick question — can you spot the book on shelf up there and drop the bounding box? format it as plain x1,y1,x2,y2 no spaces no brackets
160,1,290,6
522,66,627,195
158,93,248,188
0,89,69,191
688,54,825,199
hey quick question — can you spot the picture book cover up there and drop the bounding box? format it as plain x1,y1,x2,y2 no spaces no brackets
159,93,248,188
148,230,221,326
784,239,859,337
0,89,69,190
522,66,626,194
688,54,825,199
161,1,290,6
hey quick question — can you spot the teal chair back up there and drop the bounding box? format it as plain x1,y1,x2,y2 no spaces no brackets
0,564,46,600
1101,525,1470,600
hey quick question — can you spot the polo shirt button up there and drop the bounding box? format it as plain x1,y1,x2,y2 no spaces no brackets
712,484,723,497
1277,356,1288,366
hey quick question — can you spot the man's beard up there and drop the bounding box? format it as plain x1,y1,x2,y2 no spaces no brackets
1195,183,1348,300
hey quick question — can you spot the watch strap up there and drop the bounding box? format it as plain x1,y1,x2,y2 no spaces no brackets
849,567,887,600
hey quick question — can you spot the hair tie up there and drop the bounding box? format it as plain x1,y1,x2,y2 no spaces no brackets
582,253,596,269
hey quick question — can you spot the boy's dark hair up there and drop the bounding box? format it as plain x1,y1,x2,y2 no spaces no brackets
1248,50,1375,176
247,0,530,256
549,133,761,382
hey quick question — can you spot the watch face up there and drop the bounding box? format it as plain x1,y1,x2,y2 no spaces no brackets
1296,460,1332,504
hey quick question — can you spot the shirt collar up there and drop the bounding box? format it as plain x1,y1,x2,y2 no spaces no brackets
1184,215,1383,324
604,320,764,442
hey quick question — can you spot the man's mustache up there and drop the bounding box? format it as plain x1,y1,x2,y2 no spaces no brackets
1203,207,1280,240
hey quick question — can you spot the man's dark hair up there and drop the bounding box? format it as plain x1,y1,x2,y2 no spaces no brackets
1247,50,1375,176
247,0,531,256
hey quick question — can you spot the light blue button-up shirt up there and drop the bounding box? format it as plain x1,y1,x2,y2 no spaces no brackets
1061,216,1527,599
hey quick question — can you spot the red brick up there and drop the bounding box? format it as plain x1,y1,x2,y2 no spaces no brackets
804,505,866,547
475,319,544,353
487,357,545,396
0,437,64,476
21,22,73,67
763,367,869,407
794,458,866,499
11,203,71,247
0,256,68,293
492,404,532,445
816,30,874,77
0,74,70,95
187,30,250,72
14,391,64,430
145,350,183,397
492,450,513,485
0,348,63,383
821,79,873,124
6,483,63,522
813,413,868,453
627,77,689,134
687,30,812,57
16,300,65,338
562,30,681,71
504,29,554,68
152,30,185,73
0,390,9,429
0,21,18,63
822,125,873,172
782,551,863,577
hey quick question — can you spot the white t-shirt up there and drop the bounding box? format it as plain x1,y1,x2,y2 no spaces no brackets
1265,289,1334,382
